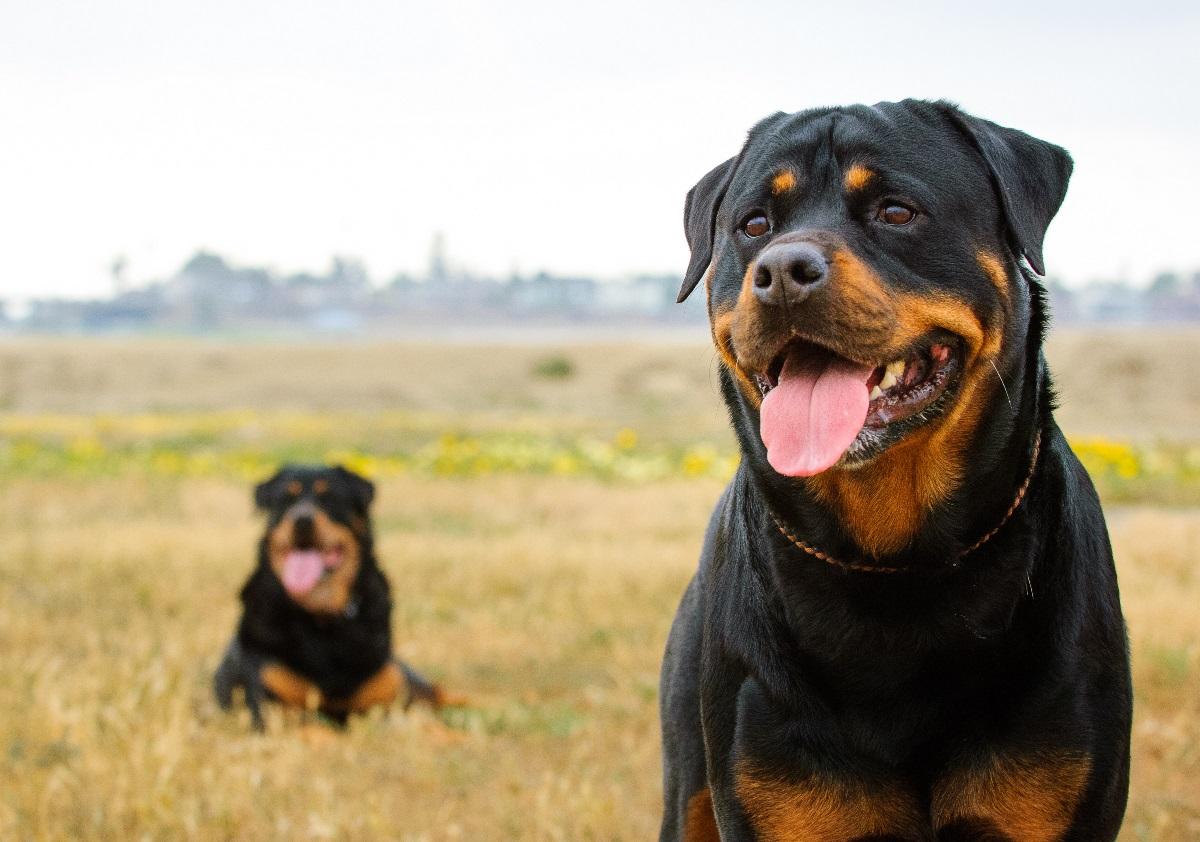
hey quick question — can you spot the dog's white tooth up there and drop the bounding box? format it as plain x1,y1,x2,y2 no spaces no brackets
880,370,898,390
870,385,883,400
886,359,906,377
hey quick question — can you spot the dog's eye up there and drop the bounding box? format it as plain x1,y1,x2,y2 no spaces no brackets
742,215,770,238
877,204,916,226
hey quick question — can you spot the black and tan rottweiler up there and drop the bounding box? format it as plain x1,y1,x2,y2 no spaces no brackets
214,464,449,730
659,100,1131,841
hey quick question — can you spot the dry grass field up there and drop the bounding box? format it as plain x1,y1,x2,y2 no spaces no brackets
2,327,1199,441
1,329,1198,840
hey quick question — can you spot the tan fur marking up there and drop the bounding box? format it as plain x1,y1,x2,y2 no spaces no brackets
312,478,329,494
799,246,1002,555
976,250,1009,299
714,304,763,408
736,764,925,842
933,752,1092,841
728,247,897,375
732,245,1000,556
260,663,321,710
268,510,361,615
806,289,999,556
844,164,874,192
706,243,762,408
771,168,797,196
683,787,720,842
286,479,303,496
718,239,1006,556
824,250,897,341
345,661,406,713
710,314,758,410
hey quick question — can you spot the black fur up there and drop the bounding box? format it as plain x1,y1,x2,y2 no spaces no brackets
660,101,1131,840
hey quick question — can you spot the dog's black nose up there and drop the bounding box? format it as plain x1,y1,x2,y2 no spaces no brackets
292,514,316,548
752,242,828,305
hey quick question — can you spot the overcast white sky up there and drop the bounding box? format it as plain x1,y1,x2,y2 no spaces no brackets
2,0,1198,302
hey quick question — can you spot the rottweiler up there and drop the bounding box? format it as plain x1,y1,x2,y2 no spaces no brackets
214,464,448,730
659,100,1131,841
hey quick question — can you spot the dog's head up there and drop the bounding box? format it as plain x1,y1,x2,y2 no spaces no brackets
680,100,1070,554
253,464,376,615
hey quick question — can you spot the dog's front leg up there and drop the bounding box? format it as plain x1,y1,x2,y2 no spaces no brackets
699,651,760,841
213,639,267,731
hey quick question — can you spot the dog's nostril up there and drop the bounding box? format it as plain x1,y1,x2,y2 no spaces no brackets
789,257,826,285
754,266,773,288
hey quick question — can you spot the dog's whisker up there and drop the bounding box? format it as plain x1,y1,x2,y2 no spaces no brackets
990,359,1013,410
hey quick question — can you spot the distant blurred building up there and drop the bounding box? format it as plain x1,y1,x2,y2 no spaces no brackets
6,249,1198,336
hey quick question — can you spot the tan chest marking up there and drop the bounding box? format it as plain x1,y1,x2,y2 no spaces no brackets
932,751,1092,842
736,764,925,842
260,663,321,710
345,661,406,712
261,661,406,716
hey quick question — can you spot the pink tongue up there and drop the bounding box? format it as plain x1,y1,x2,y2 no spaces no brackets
760,348,873,477
281,550,324,597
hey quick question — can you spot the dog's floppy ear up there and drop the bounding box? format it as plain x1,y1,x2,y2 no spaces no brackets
677,156,738,303
946,107,1072,276
254,469,287,510
334,465,375,511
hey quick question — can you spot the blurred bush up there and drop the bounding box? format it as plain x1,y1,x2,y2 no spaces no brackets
531,355,575,380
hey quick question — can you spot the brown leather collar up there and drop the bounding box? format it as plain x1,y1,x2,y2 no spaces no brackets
770,430,1042,575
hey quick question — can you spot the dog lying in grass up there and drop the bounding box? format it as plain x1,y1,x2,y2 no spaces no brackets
214,464,454,730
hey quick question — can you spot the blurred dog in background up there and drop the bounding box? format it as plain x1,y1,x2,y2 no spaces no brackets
214,464,453,730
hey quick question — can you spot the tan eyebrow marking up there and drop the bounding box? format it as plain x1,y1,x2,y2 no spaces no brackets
770,168,797,195
844,164,875,191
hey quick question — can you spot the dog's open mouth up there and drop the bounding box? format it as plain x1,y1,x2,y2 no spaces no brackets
752,335,961,477
279,542,346,598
